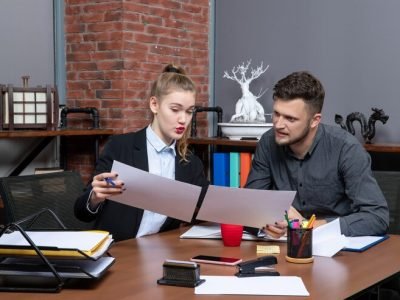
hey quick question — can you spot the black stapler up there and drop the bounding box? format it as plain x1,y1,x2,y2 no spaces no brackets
235,256,280,277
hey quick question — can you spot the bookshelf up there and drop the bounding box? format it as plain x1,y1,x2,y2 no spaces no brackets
188,138,400,178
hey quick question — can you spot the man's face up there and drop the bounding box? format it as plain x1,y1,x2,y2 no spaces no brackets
272,98,316,146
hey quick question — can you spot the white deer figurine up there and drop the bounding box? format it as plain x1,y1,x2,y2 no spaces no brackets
223,60,269,123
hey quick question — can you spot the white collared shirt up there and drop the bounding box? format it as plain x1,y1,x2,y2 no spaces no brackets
136,126,176,237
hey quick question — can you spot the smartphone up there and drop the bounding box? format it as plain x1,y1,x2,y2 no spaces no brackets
190,255,242,266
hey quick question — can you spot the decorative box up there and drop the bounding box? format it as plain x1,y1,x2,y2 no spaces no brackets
0,76,59,130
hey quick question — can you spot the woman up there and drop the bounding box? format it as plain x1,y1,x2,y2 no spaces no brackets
74,64,207,241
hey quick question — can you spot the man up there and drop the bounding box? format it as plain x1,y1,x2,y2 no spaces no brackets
245,71,389,237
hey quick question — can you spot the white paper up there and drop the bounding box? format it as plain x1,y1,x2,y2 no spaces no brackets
195,276,309,296
0,231,109,251
180,224,286,242
312,218,346,257
196,185,295,228
110,160,202,222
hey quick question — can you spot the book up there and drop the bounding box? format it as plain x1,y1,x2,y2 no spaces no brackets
213,152,230,186
240,152,252,187
229,152,240,188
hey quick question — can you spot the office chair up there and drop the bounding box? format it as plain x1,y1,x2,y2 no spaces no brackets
0,171,94,230
373,170,400,234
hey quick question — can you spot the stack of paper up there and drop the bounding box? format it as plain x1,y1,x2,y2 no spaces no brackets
0,230,114,282
0,230,113,259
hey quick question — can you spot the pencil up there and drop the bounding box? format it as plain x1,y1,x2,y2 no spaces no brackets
307,214,316,229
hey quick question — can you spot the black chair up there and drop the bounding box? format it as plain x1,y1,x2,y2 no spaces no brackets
0,171,93,230
373,170,400,234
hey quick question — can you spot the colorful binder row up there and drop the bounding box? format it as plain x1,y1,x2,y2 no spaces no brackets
212,152,253,187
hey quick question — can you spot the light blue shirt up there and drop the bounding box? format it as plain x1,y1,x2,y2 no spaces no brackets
136,126,176,237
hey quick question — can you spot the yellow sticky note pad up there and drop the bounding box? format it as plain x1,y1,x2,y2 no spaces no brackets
257,245,280,254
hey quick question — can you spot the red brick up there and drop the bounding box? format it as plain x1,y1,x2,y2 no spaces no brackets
65,0,210,173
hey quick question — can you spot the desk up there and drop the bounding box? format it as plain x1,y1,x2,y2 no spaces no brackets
0,129,114,175
2,228,399,299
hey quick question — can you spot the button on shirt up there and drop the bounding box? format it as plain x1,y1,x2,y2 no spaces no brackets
245,123,389,236
136,126,176,238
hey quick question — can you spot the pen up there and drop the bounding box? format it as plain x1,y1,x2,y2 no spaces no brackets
104,177,116,187
284,210,291,228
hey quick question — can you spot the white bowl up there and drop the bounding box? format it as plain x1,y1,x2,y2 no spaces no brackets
218,122,273,140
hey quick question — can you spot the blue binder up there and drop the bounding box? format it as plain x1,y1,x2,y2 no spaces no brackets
213,152,230,186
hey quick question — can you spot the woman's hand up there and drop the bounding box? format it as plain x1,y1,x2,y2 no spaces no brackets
90,172,124,208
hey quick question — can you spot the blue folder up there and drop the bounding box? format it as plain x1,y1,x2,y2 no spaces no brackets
342,235,389,252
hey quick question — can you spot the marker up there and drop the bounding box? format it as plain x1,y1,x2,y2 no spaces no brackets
284,210,291,228
105,177,116,187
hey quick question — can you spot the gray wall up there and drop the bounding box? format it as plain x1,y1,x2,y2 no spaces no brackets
214,0,400,143
0,0,57,176
0,0,54,86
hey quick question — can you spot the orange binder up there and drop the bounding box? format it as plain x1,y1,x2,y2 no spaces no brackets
240,152,252,187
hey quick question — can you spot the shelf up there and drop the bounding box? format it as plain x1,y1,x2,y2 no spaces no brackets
0,128,114,139
189,137,400,154
188,137,258,147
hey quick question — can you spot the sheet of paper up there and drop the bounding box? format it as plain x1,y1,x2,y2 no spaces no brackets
196,185,296,228
195,276,309,296
312,218,346,257
180,224,286,242
110,160,202,222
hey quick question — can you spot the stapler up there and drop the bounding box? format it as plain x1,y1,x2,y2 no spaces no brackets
235,256,280,277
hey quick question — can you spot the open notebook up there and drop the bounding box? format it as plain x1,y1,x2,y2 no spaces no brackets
180,223,286,242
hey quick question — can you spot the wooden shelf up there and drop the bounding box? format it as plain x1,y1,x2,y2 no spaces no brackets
188,137,258,147
189,137,400,154
364,143,400,153
0,128,114,139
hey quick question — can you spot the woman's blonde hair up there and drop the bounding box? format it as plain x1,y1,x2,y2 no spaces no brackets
150,64,196,162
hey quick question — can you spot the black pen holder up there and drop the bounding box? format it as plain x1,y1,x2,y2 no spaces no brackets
285,227,314,264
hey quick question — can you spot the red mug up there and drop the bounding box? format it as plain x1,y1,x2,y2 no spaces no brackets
220,224,243,247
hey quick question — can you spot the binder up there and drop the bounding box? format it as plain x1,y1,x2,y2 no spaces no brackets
213,152,230,186
0,208,114,292
229,152,240,188
240,152,252,187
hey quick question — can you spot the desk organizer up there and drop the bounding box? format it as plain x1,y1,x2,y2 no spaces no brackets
0,76,59,130
0,208,114,293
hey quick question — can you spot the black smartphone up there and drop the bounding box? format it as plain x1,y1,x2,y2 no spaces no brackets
190,255,242,266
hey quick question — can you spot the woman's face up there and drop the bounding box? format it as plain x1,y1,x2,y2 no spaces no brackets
150,90,195,145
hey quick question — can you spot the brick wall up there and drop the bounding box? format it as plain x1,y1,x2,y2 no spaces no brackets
64,0,210,182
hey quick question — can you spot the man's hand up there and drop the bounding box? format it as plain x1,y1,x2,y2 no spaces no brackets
263,206,305,238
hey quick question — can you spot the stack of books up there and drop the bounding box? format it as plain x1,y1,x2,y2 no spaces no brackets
213,152,253,187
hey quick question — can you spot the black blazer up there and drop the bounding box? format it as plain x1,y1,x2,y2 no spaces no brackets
74,127,207,241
